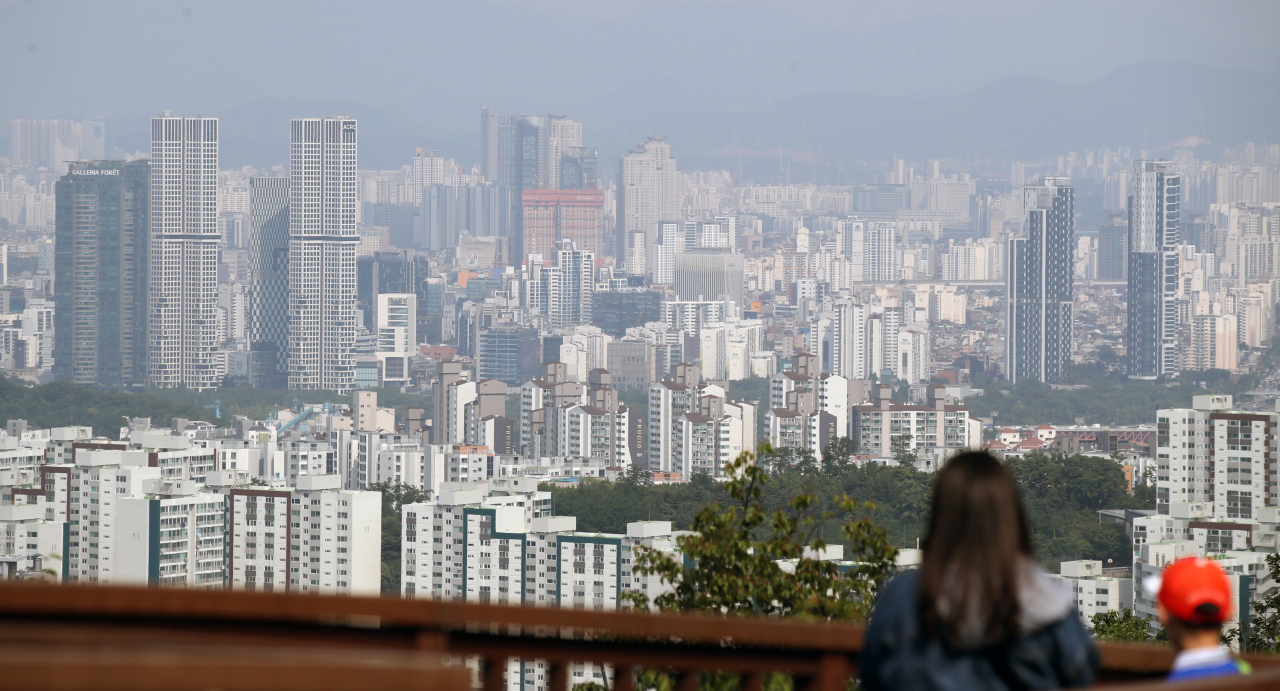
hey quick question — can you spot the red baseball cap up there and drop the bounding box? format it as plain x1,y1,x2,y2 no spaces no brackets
1154,557,1233,625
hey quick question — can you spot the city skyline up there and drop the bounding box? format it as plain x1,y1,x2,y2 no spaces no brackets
4,2,1280,650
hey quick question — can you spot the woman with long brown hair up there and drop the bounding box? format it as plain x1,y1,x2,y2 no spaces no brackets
861,451,1097,690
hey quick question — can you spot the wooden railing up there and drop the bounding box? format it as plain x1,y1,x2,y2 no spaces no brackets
1,581,1278,691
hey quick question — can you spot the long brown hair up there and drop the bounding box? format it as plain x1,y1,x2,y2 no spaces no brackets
918,451,1034,644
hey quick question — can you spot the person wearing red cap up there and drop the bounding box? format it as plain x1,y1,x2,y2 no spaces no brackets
1152,556,1252,682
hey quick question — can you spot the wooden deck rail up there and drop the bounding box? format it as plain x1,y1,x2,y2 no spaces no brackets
0,581,1278,691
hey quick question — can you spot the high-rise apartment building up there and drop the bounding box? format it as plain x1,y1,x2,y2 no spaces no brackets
520,189,604,261
1127,160,1181,379
673,250,744,306
53,160,150,388
1006,177,1074,383
410,148,446,205
480,108,516,188
1097,219,1127,281
10,118,100,171
227,475,381,595
248,176,290,388
829,298,869,380
862,223,898,282
524,242,595,330
148,114,222,391
376,293,417,389
288,117,358,393
479,110,585,266
618,138,679,277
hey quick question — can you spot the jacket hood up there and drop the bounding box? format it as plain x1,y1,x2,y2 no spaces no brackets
940,559,1075,648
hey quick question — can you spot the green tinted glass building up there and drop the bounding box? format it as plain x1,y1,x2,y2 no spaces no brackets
53,160,149,387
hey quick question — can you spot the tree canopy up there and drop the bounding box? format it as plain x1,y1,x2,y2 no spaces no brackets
621,445,897,623
547,449,1151,575
0,377,217,438
369,481,429,595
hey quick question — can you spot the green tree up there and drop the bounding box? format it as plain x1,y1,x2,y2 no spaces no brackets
368,481,430,595
620,463,654,488
821,436,858,472
1090,608,1154,643
1006,452,1151,566
1240,553,1280,652
890,434,917,465
621,444,897,623
0,376,218,438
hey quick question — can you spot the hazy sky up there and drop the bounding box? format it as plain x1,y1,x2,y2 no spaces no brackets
483,0,1280,56
2,0,1277,170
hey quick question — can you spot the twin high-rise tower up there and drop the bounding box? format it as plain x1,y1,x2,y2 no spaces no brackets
1005,176,1075,384
54,113,359,393
1126,159,1181,379
146,115,359,393
287,117,359,393
148,114,221,390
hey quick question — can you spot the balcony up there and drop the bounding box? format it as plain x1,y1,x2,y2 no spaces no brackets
0,581,1277,691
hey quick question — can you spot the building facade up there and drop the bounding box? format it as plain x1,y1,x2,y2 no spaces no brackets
618,137,678,277
248,176,290,388
53,160,150,388
148,115,221,391
288,117,358,393
1127,160,1181,379
1006,177,1074,383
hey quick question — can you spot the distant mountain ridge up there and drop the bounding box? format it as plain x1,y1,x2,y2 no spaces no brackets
96,61,1280,176
1,0,1275,172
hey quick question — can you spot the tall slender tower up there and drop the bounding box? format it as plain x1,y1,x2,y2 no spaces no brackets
248,176,290,388
617,137,678,278
1127,160,1181,379
288,117,358,393
1005,176,1075,383
148,114,221,391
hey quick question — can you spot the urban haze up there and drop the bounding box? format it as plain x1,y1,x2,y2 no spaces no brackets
1,0,1280,663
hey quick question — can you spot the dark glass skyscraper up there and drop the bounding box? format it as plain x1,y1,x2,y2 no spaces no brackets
1097,219,1128,281
1127,160,1181,380
1005,176,1074,383
53,160,149,387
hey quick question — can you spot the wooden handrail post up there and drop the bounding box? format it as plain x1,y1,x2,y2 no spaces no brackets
741,672,763,691
484,656,508,691
548,661,568,691
676,670,700,691
814,653,852,691
415,630,448,651
613,665,635,691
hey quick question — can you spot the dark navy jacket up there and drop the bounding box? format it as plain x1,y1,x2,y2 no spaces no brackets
860,570,1099,691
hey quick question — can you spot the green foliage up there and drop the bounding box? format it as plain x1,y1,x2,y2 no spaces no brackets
547,457,931,556
621,444,898,623
147,385,431,422
821,436,858,471
725,376,770,408
1090,608,1155,643
368,481,430,595
890,434,917,465
1239,553,1280,652
551,448,1151,579
0,377,217,439
1006,452,1152,567
965,378,1204,426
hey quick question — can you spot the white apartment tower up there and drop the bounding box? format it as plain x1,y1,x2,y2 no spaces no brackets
227,475,381,595
149,114,222,390
862,223,898,282
618,137,678,278
289,117,359,393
